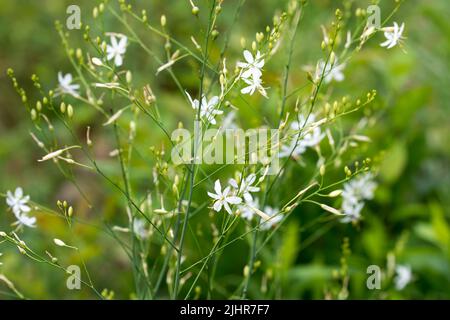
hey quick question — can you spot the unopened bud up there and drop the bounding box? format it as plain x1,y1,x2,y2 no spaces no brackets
67,104,73,118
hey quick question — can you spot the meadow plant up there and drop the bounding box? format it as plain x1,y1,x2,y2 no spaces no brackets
1,0,411,299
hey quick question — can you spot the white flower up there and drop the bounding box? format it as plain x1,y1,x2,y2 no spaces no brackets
15,214,37,228
278,114,324,158
56,72,80,97
315,59,345,83
236,50,268,98
207,180,242,215
6,187,36,228
380,22,405,49
241,75,268,98
260,206,282,230
340,173,377,223
340,201,364,223
229,173,260,203
186,92,223,125
239,198,259,221
133,218,149,239
394,265,412,290
106,35,128,67
237,50,264,79
6,187,30,215
343,173,377,202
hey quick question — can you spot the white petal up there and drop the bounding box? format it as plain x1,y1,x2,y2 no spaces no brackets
214,179,222,195
241,85,253,95
64,73,72,83
213,200,223,212
20,204,31,213
243,193,253,203
207,192,220,200
15,187,23,198
223,202,232,215
222,186,231,197
208,96,219,107
107,51,115,60
229,179,239,189
118,36,128,49
114,54,123,66
255,59,264,69
226,196,242,205
237,61,248,69
110,35,118,48
243,50,254,63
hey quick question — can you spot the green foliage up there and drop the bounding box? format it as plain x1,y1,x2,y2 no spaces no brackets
0,0,449,299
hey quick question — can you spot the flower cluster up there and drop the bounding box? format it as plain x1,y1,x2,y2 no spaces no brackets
208,174,282,230
6,187,36,228
340,173,377,223
279,114,325,158
186,92,223,125
237,50,267,98
315,57,345,84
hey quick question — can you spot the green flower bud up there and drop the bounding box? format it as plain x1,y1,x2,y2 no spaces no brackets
67,104,74,118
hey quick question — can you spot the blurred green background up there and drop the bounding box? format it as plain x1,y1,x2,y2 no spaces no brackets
0,0,449,299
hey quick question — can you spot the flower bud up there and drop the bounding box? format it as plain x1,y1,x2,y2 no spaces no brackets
126,70,132,84
67,104,74,118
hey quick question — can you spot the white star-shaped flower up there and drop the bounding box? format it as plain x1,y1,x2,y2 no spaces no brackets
380,22,405,49
315,59,345,84
237,50,264,79
238,198,259,221
56,72,80,97
186,92,223,125
229,173,260,203
6,187,36,228
241,75,268,98
208,180,242,214
278,114,324,158
106,35,128,67
259,206,282,230
340,173,377,224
